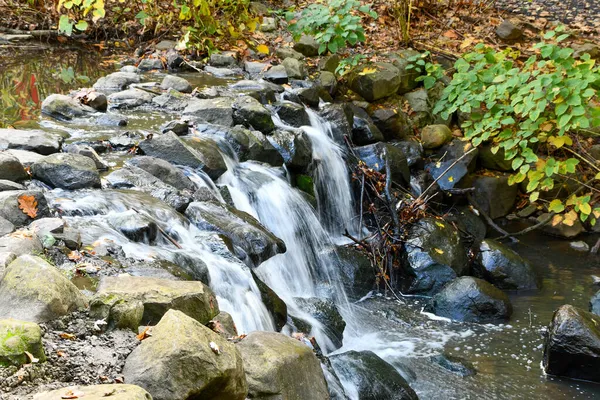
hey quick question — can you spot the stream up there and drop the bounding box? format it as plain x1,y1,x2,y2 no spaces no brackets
3,45,600,399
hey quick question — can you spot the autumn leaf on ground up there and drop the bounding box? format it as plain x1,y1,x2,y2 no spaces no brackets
256,44,270,55
60,389,84,399
358,67,378,75
18,194,37,218
136,326,151,341
68,250,83,262
434,248,445,254
60,332,77,340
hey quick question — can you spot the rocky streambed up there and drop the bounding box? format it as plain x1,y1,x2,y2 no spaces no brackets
0,38,600,400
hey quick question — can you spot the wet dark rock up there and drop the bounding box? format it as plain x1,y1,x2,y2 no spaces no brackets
107,210,159,243
95,114,128,127
336,244,376,298
591,291,600,315
75,90,107,112
282,57,306,79
421,124,452,149
351,106,385,145
109,133,141,150
474,239,539,290
0,180,24,191
160,119,191,135
104,165,192,212
293,35,320,57
470,174,518,219
496,20,523,41
430,354,476,377
389,50,422,94
268,129,312,170
151,87,191,111
430,276,512,322
166,49,185,70
426,139,478,191
390,139,423,168
137,57,164,71
0,152,28,182
54,226,81,250
319,54,340,73
160,74,193,93
329,350,419,400
237,331,329,400
274,101,310,127
0,129,62,155
210,52,238,67
107,88,156,109
446,206,486,246
41,94,96,120
128,156,196,191
183,97,234,127
185,201,285,266
319,71,337,95
402,218,469,294
62,144,108,170
138,131,226,180
276,47,304,60
31,153,100,190
0,190,49,227
296,86,322,108
90,275,219,331
252,271,288,330
0,255,88,323
317,103,353,144
232,95,276,133
354,142,410,185
93,72,141,92
543,304,600,382
368,105,410,141
479,144,512,171
294,297,346,349
182,135,229,179
123,310,247,400
264,65,288,84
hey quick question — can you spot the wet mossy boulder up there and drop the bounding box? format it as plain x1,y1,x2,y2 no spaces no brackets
349,63,402,102
401,218,469,294
252,271,288,331
351,106,385,145
0,319,46,367
293,297,346,349
237,331,329,400
367,102,410,141
0,255,87,323
232,96,275,133
273,102,310,128
430,276,512,323
31,153,100,190
185,201,285,266
543,304,600,382
446,206,486,247
474,239,539,291
336,244,376,298
33,385,152,400
123,309,247,400
90,275,220,331
329,350,419,400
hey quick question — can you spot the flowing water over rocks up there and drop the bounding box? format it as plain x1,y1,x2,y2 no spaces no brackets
1,45,600,400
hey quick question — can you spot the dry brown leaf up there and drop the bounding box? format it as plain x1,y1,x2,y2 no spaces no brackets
68,251,83,262
136,326,151,341
60,333,76,340
18,194,37,218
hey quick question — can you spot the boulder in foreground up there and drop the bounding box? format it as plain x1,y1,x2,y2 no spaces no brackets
33,384,152,400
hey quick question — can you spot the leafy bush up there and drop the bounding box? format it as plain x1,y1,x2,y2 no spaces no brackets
433,28,600,225
286,0,377,55
406,51,444,89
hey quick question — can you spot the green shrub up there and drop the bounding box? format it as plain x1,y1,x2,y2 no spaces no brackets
286,0,377,55
433,27,600,225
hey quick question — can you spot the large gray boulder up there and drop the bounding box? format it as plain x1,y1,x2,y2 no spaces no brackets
31,153,100,189
0,129,62,155
90,275,219,331
237,331,329,400
41,93,96,120
3,149,46,166
183,97,234,127
123,309,247,400
282,58,306,79
274,102,310,128
0,230,43,256
349,63,401,102
93,71,141,92
0,190,49,227
0,152,28,182
128,156,196,191
543,304,600,382
329,350,418,400
108,88,156,109
430,276,512,323
232,96,275,133
293,35,320,57
138,132,226,180
0,255,87,322
185,201,285,266
160,75,193,93
475,239,539,290
401,218,469,294
33,385,152,400
0,319,46,367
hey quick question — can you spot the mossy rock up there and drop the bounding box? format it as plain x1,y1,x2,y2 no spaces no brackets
0,319,46,367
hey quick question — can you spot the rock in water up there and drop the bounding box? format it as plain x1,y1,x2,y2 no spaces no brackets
474,239,539,290
0,190,49,227
329,350,418,400
543,304,600,382
590,290,600,315
41,93,96,120
0,319,46,367
0,255,87,322
0,129,62,155
0,152,28,182
90,275,219,331
293,297,346,350
160,75,193,93
430,276,512,323
33,385,152,400
31,153,100,189
232,96,275,133
122,309,247,400
237,331,329,400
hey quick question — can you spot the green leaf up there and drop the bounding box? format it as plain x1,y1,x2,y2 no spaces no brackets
74,20,88,31
327,40,338,54
511,157,524,170
548,199,565,213
58,15,73,36
529,191,539,202
565,158,579,173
